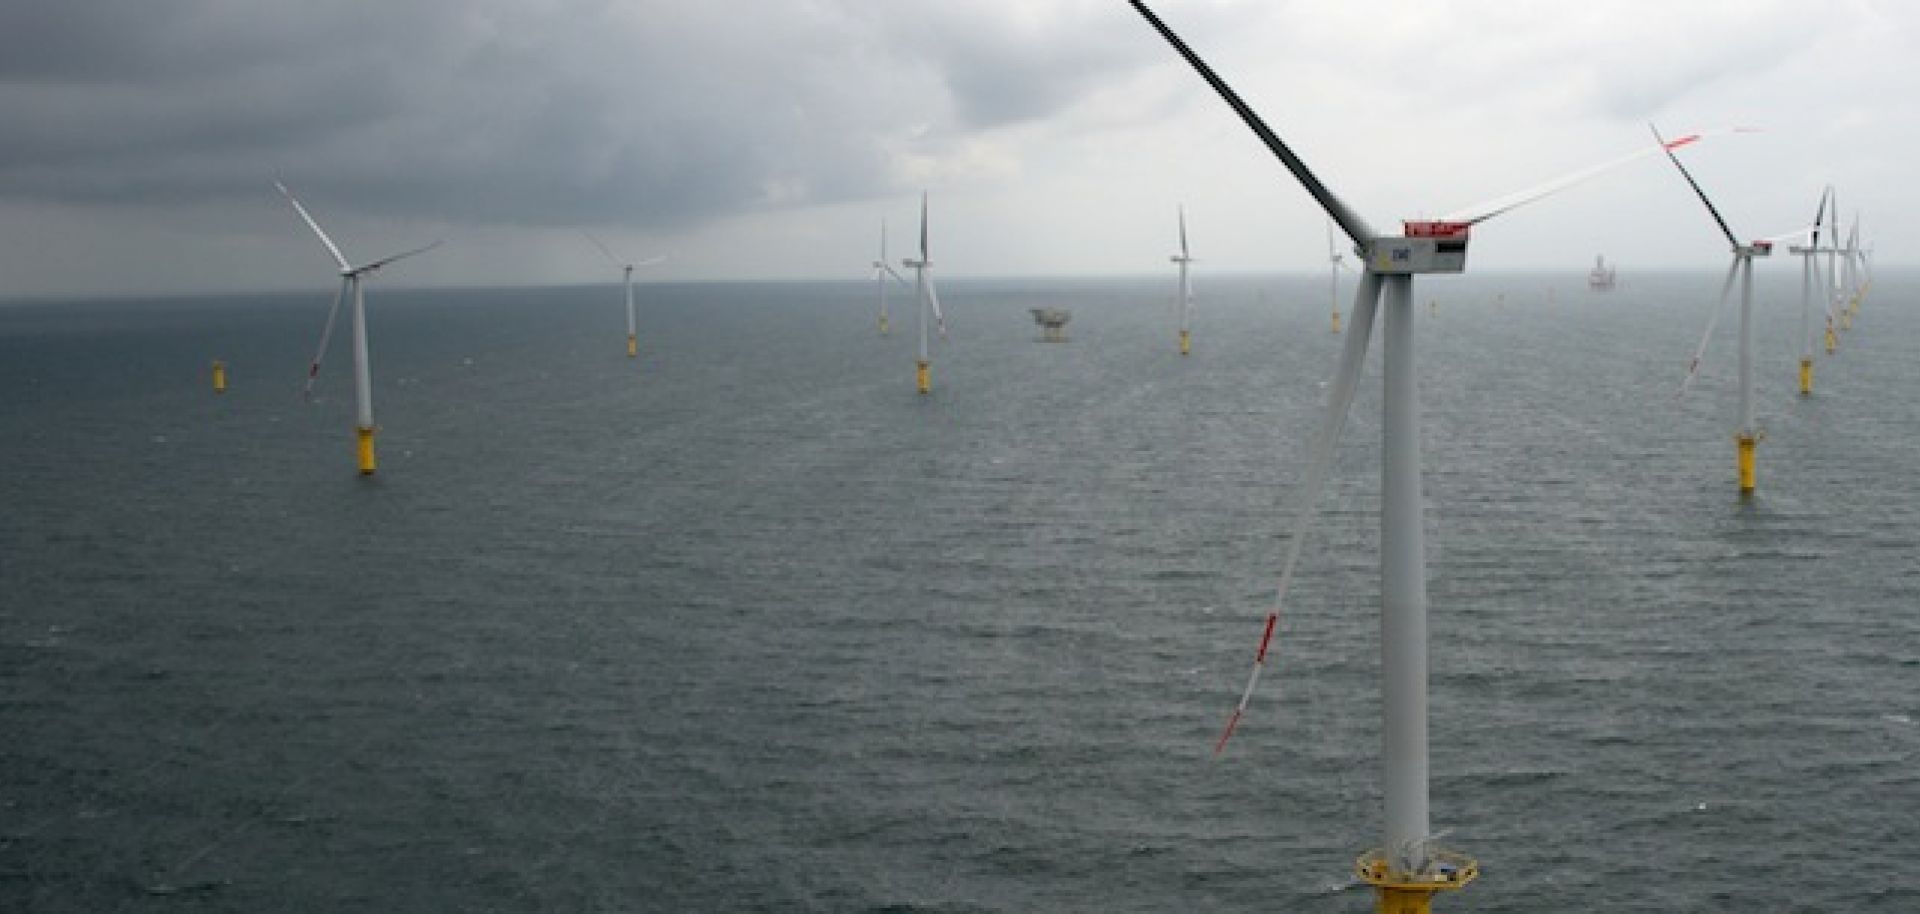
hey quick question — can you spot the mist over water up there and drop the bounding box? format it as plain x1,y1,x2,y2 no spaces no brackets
2,271,1916,912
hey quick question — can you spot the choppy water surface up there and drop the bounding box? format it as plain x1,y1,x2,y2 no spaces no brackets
2,272,1916,912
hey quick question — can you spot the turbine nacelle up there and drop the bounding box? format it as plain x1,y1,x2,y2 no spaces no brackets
1365,221,1471,274
1741,241,1774,258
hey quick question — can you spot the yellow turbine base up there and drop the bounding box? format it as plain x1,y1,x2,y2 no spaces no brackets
879,315,889,336
916,359,930,395
357,426,377,476
1332,311,1342,334
1799,358,1813,396
1841,312,1852,331
1179,329,1191,356
1356,849,1476,914
1825,328,1837,354
627,334,637,358
1737,432,1757,494
211,361,226,394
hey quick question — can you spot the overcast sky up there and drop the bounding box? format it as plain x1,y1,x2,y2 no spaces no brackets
0,0,1911,297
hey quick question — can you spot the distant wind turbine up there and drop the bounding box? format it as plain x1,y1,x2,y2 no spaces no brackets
1841,213,1865,326
276,181,440,476
870,218,911,336
584,232,666,358
902,193,946,394
1786,187,1832,396
1327,220,1347,333
1170,205,1196,355
1824,191,1843,349
1655,125,1798,495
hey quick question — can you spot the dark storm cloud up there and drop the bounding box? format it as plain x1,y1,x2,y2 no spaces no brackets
0,1,1166,229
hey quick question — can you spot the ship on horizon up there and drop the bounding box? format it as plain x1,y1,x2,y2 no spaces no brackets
1588,254,1617,291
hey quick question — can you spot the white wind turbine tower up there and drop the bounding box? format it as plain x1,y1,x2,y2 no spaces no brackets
276,182,440,476
1786,187,1832,396
870,218,911,336
1655,125,1798,496
901,193,946,394
1327,220,1347,333
584,232,666,359
1127,4,1718,909
1171,205,1196,355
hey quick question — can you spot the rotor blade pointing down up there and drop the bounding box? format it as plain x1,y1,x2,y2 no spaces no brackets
927,271,946,339
304,277,348,400
1676,257,1742,400
1216,271,1381,755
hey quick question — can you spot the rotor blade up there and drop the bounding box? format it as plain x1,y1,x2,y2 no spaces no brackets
358,240,443,274
882,263,913,289
1215,271,1381,756
1676,257,1742,400
1830,191,1841,248
1810,255,1834,324
1443,128,1749,226
1126,0,1375,245
1650,123,1739,249
1809,186,1831,249
581,230,620,267
274,181,352,272
1756,225,1814,246
919,192,929,261
303,277,348,400
632,253,669,268
926,270,946,339
1179,205,1189,259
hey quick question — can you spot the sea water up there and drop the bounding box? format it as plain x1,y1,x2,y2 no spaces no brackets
1,272,1915,911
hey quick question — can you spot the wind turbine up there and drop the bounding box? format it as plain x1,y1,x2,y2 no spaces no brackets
1655,125,1799,496
1786,187,1833,396
1171,205,1196,355
1327,220,1346,333
1823,192,1843,350
870,218,911,336
584,232,666,358
1126,4,1713,909
276,182,439,476
901,192,946,394
1841,214,1865,326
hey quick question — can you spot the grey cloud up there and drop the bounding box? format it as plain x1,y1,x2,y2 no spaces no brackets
0,1,1166,230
